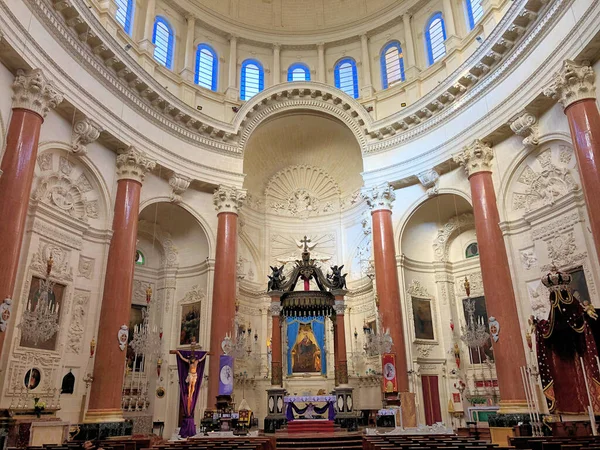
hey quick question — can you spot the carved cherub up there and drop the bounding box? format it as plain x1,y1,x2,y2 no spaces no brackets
268,265,285,291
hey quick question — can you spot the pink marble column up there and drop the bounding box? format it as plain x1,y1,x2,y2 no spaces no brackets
333,294,349,386
0,69,62,355
454,140,527,413
545,60,600,261
268,298,283,386
362,185,409,392
207,186,246,406
86,148,155,423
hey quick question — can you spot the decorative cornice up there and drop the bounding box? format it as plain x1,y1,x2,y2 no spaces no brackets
116,147,156,183
168,173,192,203
509,111,539,149
213,185,247,215
453,140,494,178
71,117,102,155
11,68,63,118
543,60,596,109
361,183,395,212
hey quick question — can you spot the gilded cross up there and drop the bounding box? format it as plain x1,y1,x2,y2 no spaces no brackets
300,235,311,252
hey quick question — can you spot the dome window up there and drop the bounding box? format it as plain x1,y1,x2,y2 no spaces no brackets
425,12,447,66
334,58,359,99
115,0,134,35
241,59,265,101
195,44,218,91
380,41,405,88
465,242,479,259
466,0,485,30
152,16,175,69
287,63,311,82
135,250,145,266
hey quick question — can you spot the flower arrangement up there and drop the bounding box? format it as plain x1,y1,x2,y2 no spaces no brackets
33,398,46,418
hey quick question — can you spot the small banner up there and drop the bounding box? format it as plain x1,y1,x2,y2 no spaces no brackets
382,353,398,393
218,355,234,395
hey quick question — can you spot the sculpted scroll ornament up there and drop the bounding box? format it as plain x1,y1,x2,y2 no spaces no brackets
543,60,596,109
169,173,192,204
179,285,206,305
432,214,475,262
361,184,396,211
78,256,95,279
417,169,440,197
11,69,64,117
30,242,73,282
453,140,494,177
66,291,90,354
213,185,247,214
71,118,101,155
511,149,578,212
509,112,539,149
116,147,156,183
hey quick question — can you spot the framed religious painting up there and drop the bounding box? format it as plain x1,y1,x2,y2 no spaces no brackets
411,297,435,341
179,302,201,346
286,317,326,376
20,276,65,351
462,296,494,363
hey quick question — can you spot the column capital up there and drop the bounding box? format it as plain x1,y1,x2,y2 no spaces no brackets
268,302,282,316
453,139,494,177
228,34,238,44
116,147,156,183
213,185,247,214
333,300,346,315
543,60,596,109
12,69,63,118
273,43,281,51
71,117,102,155
361,183,395,211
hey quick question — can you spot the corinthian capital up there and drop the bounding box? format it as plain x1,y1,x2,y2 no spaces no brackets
71,118,102,155
213,185,247,214
543,60,596,109
453,139,494,177
116,147,156,183
361,183,396,211
12,69,64,118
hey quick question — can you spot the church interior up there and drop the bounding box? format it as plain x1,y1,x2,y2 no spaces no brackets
1,0,600,448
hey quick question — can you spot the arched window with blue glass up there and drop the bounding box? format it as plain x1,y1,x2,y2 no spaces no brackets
334,58,359,99
287,63,311,82
380,41,405,89
466,0,484,30
195,44,218,91
152,16,175,69
425,12,447,66
240,59,264,101
115,0,134,35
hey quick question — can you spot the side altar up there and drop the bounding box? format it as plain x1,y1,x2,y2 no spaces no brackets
264,237,357,432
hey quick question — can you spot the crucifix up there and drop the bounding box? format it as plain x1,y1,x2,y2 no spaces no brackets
300,235,311,253
300,236,311,291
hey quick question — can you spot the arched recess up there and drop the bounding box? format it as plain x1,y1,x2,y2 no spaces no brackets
233,82,373,154
138,197,215,258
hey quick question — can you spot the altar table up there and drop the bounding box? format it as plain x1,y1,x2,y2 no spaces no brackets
284,395,335,421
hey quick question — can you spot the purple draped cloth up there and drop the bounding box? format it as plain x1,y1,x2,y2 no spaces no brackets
176,350,207,438
285,400,335,421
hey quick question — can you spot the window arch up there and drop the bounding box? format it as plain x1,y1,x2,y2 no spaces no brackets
115,0,134,34
334,58,359,99
135,250,145,266
195,44,218,91
425,12,447,66
240,59,264,101
466,0,484,30
465,242,479,258
287,63,311,82
380,41,405,89
152,16,175,69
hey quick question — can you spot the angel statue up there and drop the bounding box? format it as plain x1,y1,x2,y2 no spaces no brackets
328,265,347,290
268,265,285,291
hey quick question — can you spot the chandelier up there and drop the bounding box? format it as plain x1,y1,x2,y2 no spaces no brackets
460,299,490,348
362,311,393,357
222,307,261,375
18,256,60,345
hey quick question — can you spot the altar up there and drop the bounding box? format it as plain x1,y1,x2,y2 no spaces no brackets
284,395,335,421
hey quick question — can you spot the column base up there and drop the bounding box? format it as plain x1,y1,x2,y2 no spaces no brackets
84,408,124,423
264,387,286,434
497,400,529,414
400,392,417,428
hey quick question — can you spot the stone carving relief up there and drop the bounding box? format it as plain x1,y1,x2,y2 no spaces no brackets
33,173,99,221
456,273,483,297
77,255,95,279
509,112,539,149
546,232,579,267
417,169,440,197
59,156,73,176
132,280,155,305
406,280,432,298
71,118,101,155
520,248,537,270
37,153,53,172
168,173,192,204
30,242,73,282
416,344,434,358
180,285,206,304
32,221,82,250
66,290,90,354
12,69,64,118
137,220,179,268
265,165,341,218
527,280,550,321
432,214,475,262
271,233,336,268
511,148,578,212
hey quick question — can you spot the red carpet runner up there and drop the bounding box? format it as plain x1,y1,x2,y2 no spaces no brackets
286,420,335,433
